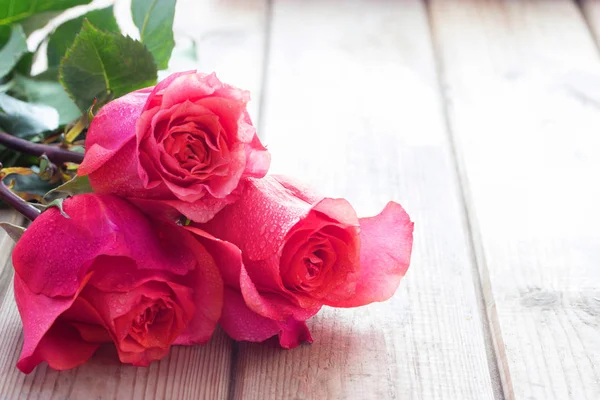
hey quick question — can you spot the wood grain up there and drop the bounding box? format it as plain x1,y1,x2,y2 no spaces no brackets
581,0,600,50
0,211,24,309
230,1,498,399
429,0,600,398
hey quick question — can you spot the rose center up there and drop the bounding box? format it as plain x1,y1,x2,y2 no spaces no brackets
131,303,164,335
303,253,324,280
170,132,211,171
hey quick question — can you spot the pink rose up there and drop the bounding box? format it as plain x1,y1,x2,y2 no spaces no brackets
193,176,413,348
12,194,232,373
78,71,270,223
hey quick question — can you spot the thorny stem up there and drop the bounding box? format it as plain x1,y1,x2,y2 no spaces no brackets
0,131,84,164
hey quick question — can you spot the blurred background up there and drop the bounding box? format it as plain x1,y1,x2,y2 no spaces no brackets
0,0,599,399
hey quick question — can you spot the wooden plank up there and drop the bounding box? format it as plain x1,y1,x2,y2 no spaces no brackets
158,0,269,123
0,211,24,310
429,0,600,398
581,0,600,49
231,1,499,399
0,1,269,398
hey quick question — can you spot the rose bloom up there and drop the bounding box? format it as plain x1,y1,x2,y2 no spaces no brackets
12,194,230,373
194,176,414,348
78,71,270,223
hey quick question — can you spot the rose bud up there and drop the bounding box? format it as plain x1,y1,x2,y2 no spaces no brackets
78,71,271,223
12,194,231,373
193,176,414,348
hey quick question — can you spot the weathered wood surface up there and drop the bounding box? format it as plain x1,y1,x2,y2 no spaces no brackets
0,0,599,399
230,1,498,399
429,0,600,399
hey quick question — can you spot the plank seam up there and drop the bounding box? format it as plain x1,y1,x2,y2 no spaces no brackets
256,0,274,138
574,0,600,56
423,1,510,399
228,1,273,398
0,215,24,310
576,0,596,43
226,341,239,400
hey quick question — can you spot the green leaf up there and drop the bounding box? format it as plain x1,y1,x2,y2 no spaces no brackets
47,6,119,68
33,66,59,81
10,74,80,125
14,51,33,75
0,25,27,78
60,20,157,111
131,0,176,70
0,25,10,47
0,93,58,137
0,0,92,25
3,172,58,198
0,221,26,242
43,174,91,199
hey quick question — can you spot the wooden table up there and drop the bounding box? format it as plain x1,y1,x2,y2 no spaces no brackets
1,0,600,398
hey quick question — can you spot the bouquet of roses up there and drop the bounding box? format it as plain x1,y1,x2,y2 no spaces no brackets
0,2,413,375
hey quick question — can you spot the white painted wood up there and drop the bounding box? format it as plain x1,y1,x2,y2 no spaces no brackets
162,0,269,122
231,1,498,399
581,0,600,49
429,0,600,398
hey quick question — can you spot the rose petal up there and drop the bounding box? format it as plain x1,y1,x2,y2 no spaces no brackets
271,174,324,205
219,287,281,343
79,89,151,176
130,193,236,224
184,226,242,288
242,130,271,179
171,224,224,345
13,195,197,298
143,70,197,110
200,177,312,261
278,318,313,349
14,272,95,373
219,288,313,349
328,201,414,307
85,139,147,195
239,263,321,321
18,322,101,373
160,73,248,110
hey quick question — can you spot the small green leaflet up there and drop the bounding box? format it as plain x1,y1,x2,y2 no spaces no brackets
0,25,27,79
39,198,70,218
60,20,158,111
47,6,120,68
0,0,92,25
44,175,92,200
132,0,176,70
4,172,59,198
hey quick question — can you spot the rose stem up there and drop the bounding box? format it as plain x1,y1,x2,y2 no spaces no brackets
0,131,84,164
0,169,40,221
